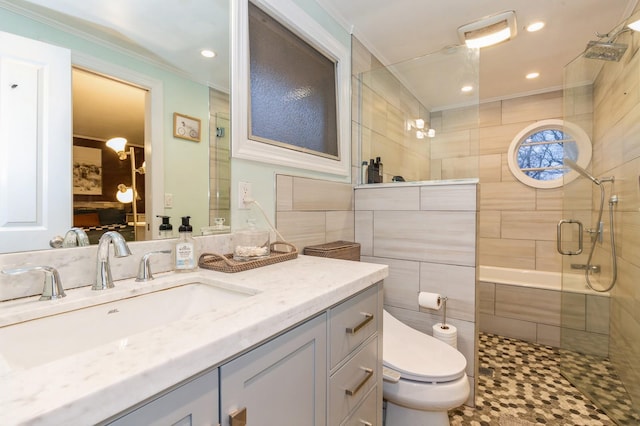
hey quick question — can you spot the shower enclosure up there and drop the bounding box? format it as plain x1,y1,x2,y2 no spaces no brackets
561,27,640,424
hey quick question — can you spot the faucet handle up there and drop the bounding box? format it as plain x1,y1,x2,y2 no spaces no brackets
1,265,66,300
136,250,171,282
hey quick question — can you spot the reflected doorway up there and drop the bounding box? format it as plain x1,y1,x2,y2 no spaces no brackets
71,68,147,243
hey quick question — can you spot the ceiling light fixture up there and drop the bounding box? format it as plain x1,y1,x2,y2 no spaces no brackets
526,21,545,32
458,11,517,49
200,49,216,58
526,72,540,79
461,85,474,93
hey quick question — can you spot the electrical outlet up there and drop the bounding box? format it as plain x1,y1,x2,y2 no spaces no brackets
238,182,252,209
164,193,173,208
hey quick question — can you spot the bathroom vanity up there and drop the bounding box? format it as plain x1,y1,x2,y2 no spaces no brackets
0,254,387,425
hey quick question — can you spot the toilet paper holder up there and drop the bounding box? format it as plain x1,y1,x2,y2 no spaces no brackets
438,296,449,330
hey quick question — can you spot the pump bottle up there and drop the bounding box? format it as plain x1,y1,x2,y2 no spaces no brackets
157,215,173,239
175,216,196,271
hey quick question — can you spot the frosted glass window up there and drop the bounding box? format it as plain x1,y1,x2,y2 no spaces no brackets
248,3,339,159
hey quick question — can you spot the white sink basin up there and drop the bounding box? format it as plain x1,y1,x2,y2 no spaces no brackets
0,279,254,373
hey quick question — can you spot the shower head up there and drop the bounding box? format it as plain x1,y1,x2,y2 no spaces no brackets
564,158,601,185
583,41,628,62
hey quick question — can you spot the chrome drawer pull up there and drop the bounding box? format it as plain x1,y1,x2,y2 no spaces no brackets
346,313,373,334
345,367,374,396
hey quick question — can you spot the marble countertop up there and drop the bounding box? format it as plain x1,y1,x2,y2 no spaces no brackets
0,255,388,425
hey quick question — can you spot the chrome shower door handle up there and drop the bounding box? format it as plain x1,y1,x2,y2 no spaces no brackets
557,219,583,255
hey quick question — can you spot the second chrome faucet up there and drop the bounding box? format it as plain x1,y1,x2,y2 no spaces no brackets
93,231,132,290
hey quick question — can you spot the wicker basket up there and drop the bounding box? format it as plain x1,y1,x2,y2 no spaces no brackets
199,242,298,273
303,240,360,261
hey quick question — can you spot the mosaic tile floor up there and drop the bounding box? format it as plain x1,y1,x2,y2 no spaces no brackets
449,333,640,426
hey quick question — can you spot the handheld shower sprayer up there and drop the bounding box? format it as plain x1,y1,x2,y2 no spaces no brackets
563,158,614,185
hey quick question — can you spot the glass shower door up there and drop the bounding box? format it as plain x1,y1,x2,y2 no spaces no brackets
560,51,640,425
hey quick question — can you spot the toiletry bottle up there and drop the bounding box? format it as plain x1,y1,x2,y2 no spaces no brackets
175,216,196,272
376,156,384,183
367,159,376,183
157,215,173,239
361,161,368,184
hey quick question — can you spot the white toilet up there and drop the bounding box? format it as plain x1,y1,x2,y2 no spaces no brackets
382,310,470,426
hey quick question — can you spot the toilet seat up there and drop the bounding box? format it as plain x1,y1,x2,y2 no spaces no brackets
383,310,466,383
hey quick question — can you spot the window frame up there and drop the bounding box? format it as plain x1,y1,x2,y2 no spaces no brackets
507,119,592,189
231,0,351,177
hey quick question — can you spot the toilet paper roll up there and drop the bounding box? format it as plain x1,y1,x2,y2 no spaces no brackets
433,323,457,349
418,292,442,310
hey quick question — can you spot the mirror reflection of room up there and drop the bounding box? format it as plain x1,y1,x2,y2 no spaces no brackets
71,68,147,243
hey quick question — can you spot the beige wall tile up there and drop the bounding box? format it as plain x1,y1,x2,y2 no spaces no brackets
537,324,560,347
479,237,535,269
495,285,560,326
501,210,562,241
478,210,500,238
478,281,495,315
374,211,476,266
441,105,478,132
586,295,610,335
355,186,420,210
355,211,373,256
478,122,531,155
501,91,562,124
479,101,501,127
276,175,293,212
441,156,479,180
325,211,355,243
292,177,353,211
479,154,502,182
479,313,537,342
276,211,325,250
420,262,476,321
431,129,472,159
535,241,562,272
362,256,419,310
536,187,564,211
420,184,477,211
561,292,586,331
479,182,536,211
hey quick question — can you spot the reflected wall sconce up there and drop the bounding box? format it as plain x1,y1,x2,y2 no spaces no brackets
106,137,145,241
407,118,436,139
458,10,517,48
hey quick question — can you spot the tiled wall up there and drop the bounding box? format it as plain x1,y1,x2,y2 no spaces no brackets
479,280,609,351
476,90,570,273
275,175,355,250
354,182,478,407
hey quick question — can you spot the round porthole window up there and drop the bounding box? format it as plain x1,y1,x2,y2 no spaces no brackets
507,119,592,189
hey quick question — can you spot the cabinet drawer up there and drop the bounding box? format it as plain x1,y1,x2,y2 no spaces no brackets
330,284,378,368
341,386,378,426
329,337,378,426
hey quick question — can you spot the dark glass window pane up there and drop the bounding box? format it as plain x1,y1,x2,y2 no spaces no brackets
249,3,338,158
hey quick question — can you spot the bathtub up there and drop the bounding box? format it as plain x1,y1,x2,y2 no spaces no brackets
478,266,610,348
478,265,609,296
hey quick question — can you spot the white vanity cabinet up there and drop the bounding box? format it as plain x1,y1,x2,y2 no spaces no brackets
107,369,219,426
220,313,327,426
106,282,383,426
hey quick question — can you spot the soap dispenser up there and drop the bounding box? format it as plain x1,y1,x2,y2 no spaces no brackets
157,215,173,239
175,216,196,272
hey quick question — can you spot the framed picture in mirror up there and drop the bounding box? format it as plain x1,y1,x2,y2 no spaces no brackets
173,112,201,142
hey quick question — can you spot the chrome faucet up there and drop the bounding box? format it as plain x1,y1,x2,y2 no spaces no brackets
63,227,90,247
1,265,66,300
93,231,132,290
136,250,171,282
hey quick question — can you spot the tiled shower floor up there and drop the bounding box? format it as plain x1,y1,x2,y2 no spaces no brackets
449,333,639,425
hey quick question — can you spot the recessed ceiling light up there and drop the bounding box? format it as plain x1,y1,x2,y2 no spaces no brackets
461,85,474,93
526,21,545,32
201,49,216,58
526,72,540,79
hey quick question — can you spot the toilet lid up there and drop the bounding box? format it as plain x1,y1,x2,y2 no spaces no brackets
383,310,467,383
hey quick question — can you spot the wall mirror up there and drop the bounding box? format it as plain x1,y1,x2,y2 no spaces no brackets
0,0,231,254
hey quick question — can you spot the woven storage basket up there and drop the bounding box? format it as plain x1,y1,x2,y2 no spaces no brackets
303,240,360,261
199,242,298,273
